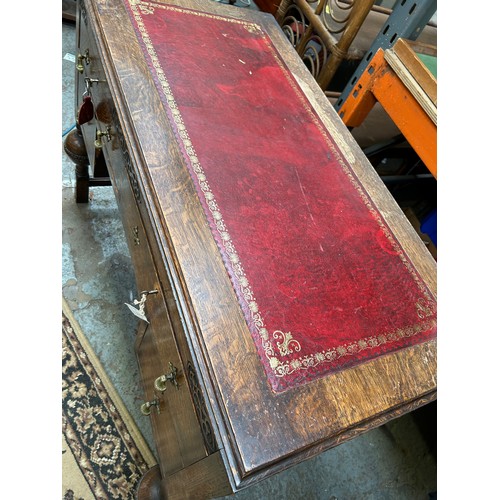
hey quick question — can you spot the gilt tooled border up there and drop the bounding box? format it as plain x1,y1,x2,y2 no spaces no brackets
127,0,437,381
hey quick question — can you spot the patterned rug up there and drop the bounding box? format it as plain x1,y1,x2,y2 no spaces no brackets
62,299,157,499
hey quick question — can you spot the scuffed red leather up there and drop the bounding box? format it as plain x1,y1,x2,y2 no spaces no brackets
125,2,437,392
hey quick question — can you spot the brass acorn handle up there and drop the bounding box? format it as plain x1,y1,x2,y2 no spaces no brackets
154,362,180,392
76,50,90,73
140,397,161,416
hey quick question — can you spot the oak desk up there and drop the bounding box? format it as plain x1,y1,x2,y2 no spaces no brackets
66,0,437,497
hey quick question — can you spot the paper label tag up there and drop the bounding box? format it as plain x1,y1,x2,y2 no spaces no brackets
124,302,149,323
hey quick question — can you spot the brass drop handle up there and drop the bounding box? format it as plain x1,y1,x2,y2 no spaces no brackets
154,362,180,392
76,50,90,73
94,127,112,149
140,397,161,416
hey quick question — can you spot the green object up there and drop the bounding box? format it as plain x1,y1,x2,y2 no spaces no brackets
417,53,437,78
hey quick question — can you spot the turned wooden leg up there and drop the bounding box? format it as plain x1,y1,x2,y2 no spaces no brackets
63,123,111,202
136,465,163,500
63,123,91,203
136,453,233,500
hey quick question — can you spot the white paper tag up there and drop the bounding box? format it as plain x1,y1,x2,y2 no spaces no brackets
124,302,149,323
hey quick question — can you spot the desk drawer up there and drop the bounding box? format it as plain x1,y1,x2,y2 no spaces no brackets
85,56,213,476
72,0,438,494
96,104,155,292
136,289,209,478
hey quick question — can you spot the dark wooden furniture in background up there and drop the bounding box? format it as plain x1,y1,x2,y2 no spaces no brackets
63,0,77,22
63,123,111,203
65,0,437,498
253,0,281,15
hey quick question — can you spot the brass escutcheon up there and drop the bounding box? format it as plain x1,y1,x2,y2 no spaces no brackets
132,226,140,245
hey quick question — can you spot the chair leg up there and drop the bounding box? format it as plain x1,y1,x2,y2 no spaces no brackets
63,123,91,203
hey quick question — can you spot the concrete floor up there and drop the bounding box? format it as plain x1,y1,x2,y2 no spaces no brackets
62,9,436,499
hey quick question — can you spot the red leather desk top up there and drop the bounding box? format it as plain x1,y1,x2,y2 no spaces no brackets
124,0,436,393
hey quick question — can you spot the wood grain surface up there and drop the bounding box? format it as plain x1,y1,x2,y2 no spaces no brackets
78,0,437,492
